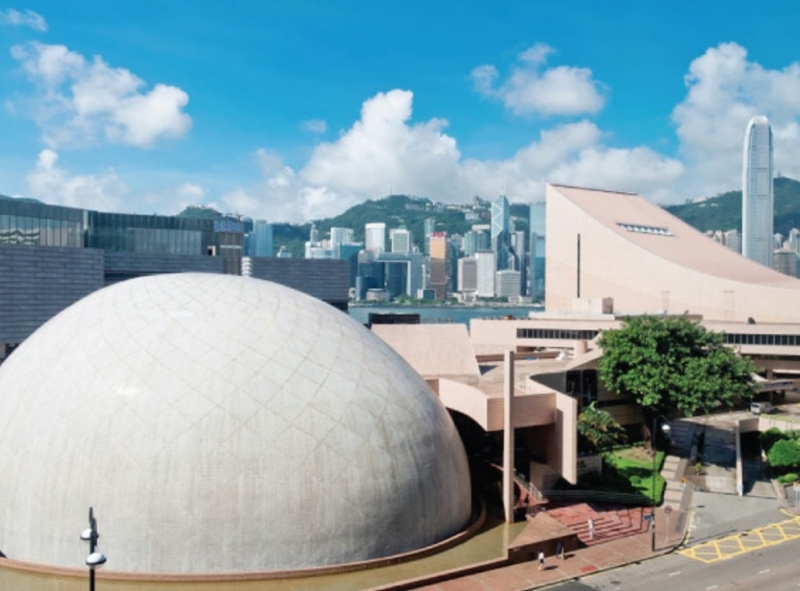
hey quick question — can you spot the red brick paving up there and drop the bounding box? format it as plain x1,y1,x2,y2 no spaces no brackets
413,506,684,591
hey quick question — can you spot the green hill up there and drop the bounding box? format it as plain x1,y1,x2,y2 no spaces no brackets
665,177,800,236
174,177,800,259
181,194,531,258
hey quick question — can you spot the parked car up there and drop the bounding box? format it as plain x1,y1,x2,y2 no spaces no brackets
751,401,774,415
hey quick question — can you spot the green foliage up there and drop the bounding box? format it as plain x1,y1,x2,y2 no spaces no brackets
272,223,312,258
577,402,628,452
597,315,755,417
778,473,799,485
767,439,800,472
760,427,786,454
760,428,800,458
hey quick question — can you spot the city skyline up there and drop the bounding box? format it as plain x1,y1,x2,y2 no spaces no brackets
3,3,800,223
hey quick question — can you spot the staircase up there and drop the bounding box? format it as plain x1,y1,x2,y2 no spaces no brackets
546,503,652,546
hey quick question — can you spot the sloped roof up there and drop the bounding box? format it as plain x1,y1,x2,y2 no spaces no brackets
551,184,800,287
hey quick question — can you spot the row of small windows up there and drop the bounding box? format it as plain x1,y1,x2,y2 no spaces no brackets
616,222,673,236
517,328,600,340
725,333,800,346
516,328,800,348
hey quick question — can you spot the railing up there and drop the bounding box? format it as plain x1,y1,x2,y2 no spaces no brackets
541,489,651,506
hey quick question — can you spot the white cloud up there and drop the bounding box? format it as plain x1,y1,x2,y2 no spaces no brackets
219,90,682,222
460,121,683,204
0,9,47,31
301,119,327,133
672,42,800,198
302,90,461,198
10,42,191,148
26,149,128,211
471,43,605,117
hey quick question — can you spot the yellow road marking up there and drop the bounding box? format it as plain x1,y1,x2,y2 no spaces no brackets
678,516,800,563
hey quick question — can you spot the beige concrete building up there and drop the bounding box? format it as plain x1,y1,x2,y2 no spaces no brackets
545,184,800,324
373,323,579,494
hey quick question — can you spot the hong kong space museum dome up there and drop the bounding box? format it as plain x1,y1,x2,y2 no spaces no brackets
0,273,471,574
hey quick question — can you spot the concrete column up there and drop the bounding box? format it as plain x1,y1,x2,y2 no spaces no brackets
735,420,744,496
503,350,515,523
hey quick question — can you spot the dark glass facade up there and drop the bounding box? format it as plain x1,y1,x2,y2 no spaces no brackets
517,328,600,340
86,211,216,255
0,198,84,248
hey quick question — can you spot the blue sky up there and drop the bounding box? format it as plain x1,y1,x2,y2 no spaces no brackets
3,1,800,222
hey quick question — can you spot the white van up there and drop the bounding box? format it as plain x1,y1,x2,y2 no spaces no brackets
751,401,774,415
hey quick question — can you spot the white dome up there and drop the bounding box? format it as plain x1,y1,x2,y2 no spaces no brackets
0,274,470,573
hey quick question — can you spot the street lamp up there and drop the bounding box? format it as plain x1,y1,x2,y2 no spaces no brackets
651,415,670,552
80,507,106,591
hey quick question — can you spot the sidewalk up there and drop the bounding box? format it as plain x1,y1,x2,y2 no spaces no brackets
409,453,692,591
412,506,684,591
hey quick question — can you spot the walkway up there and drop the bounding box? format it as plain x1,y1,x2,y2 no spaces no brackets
412,521,682,591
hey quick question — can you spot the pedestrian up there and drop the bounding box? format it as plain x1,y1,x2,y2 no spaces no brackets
556,540,564,559
588,518,595,540
537,549,545,570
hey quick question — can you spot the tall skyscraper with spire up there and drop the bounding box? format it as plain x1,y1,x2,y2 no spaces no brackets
742,115,774,267
491,195,511,271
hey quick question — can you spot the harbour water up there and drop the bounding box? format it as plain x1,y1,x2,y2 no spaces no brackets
348,304,542,326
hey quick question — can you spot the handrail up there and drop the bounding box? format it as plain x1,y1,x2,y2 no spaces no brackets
541,489,650,506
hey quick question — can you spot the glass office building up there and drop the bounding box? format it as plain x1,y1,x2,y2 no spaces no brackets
742,115,774,268
86,211,216,255
0,197,84,248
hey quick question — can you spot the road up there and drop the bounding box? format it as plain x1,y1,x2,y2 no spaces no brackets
548,535,800,590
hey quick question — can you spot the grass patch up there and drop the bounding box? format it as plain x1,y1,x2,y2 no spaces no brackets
573,446,668,506
602,448,666,505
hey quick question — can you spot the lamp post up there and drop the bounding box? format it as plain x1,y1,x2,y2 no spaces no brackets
651,415,670,552
80,507,106,591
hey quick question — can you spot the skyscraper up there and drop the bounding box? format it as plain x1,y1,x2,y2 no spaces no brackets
429,232,449,300
390,228,412,253
365,223,386,253
457,257,477,294
529,202,546,301
475,250,496,298
742,115,774,267
423,217,436,256
491,195,511,270
329,227,354,259
247,220,274,257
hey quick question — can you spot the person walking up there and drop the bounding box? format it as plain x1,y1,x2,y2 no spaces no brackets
537,549,545,571
588,518,595,540
556,540,564,559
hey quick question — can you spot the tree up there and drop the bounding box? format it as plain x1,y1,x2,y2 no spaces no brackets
768,439,800,473
577,402,628,453
597,315,755,417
